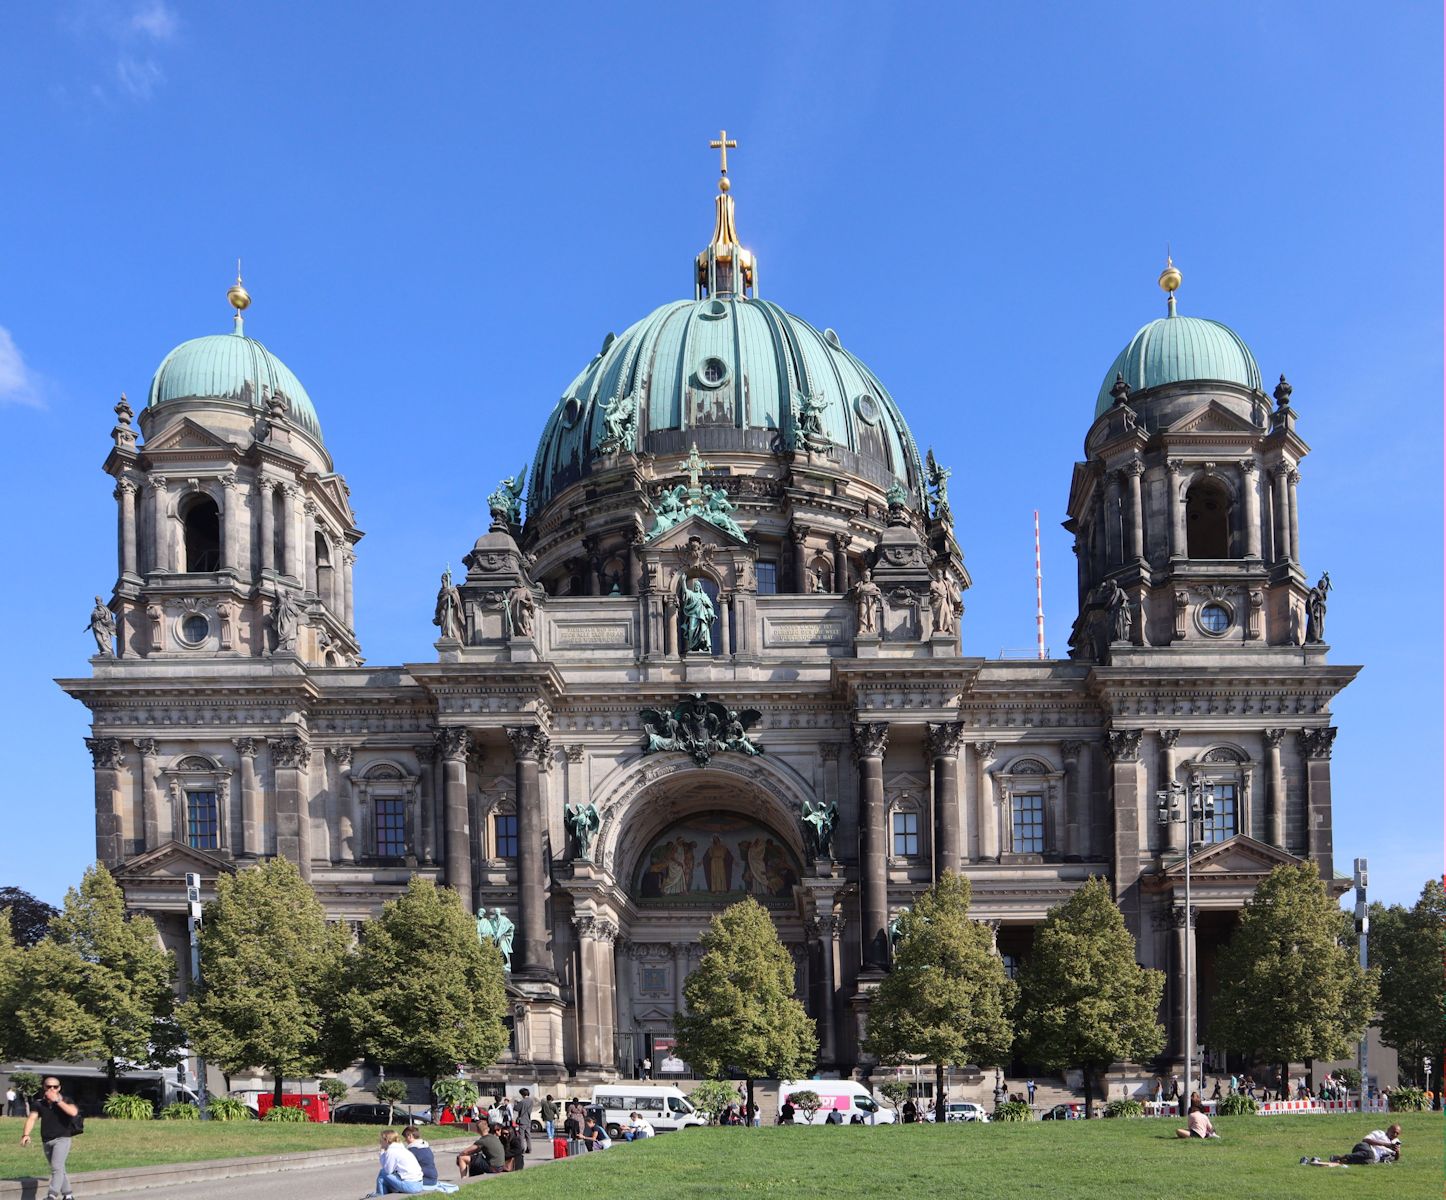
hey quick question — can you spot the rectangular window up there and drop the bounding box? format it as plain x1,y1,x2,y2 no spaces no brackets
375,798,407,858
1001,953,1019,981
1011,794,1045,854
186,790,219,850
1203,783,1237,844
891,810,919,857
756,562,778,595
494,813,518,859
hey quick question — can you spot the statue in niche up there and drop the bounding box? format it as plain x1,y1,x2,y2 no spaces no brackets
508,584,536,639
801,797,838,860
851,568,883,635
600,391,638,451
566,800,601,861
928,569,958,636
487,467,527,529
433,566,464,642
87,596,116,656
270,588,301,653
1305,571,1332,644
1103,579,1130,644
679,578,716,653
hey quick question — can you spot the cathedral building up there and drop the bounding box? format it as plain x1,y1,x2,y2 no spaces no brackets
59,148,1356,1084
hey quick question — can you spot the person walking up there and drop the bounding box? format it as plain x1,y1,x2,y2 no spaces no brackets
641,1057,652,1080
514,1089,533,1154
540,1094,558,1142
4,1087,16,1118
1026,1079,1036,1105
19,1075,80,1200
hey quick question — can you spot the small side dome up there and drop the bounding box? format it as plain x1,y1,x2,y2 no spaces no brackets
147,297,322,440
1095,314,1262,418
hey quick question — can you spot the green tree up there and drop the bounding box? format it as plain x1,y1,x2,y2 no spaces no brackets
0,887,58,946
863,872,1015,1123
0,910,20,1061
375,1078,409,1125
685,1080,738,1124
1209,863,1376,1092
877,1079,911,1113
10,864,178,1090
178,858,350,1104
1015,877,1165,1118
341,877,508,1106
1369,879,1445,1096
674,896,817,1123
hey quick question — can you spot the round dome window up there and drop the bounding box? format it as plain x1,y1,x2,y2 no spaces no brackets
1198,603,1231,635
181,613,210,645
697,357,730,389
561,396,582,428
854,393,881,425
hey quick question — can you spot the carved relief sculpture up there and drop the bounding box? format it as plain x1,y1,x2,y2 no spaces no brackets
640,693,762,766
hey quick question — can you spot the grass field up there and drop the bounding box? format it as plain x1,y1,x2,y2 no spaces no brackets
461,1114,1441,1200
0,1116,408,1179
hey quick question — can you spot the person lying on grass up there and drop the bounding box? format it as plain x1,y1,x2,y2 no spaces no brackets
1300,1124,1402,1167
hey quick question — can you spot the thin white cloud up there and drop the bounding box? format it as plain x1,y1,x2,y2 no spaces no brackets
129,1,177,40
0,327,44,409
58,1,179,104
116,55,163,99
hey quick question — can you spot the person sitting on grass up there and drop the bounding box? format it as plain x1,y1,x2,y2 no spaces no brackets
624,1111,655,1141
580,1115,612,1151
1301,1124,1402,1167
1174,1098,1220,1139
372,1128,425,1195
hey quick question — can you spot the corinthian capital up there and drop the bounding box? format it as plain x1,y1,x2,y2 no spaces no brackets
86,737,125,769
506,725,552,763
436,726,471,762
926,721,966,760
851,721,889,760
270,736,312,769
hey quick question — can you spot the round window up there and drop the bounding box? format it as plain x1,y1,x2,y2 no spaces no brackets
561,396,581,428
181,614,210,644
854,393,881,425
699,357,729,387
1199,603,1231,635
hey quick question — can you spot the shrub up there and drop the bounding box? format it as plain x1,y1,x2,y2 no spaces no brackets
160,1102,200,1120
877,1080,911,1112
993,1100,1033,1122
688,1080,741,1123
263,1103,312,1122
1103,1099,1144,1119
205,1097,253,1121
317,1078,350,1106
103,1092,156,1120
1217,1093,1257,1116
1388,1087,1428,1112
787,1089,823,1123
431,1078,479,1115
10,1071,41,1101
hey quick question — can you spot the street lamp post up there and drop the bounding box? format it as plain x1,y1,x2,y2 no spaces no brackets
1157,774,1215,1108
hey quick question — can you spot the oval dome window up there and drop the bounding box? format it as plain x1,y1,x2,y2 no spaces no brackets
854,393,881,425
698,357,730,389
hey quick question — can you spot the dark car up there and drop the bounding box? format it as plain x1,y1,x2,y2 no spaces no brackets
332,1102,432,1125
1041,1104,1083,1120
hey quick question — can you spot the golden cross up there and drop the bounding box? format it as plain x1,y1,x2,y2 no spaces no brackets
684,442,712,491
709,129,738,177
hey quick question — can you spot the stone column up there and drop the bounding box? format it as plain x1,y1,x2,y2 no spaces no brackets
719,594,732,657
1241,460,1262,559
852,721,890,972
1287,469,1301,563
507,725,554,977
1159,729,1183,853
1298,728,1336,874
333,746,358,862
1264,729,1286,848
303,499,319,593
282,484,303,581
271,735,313,881
833,533,852,594
974,741,998,860
1126,460,1145,561
597,919,619,1070
1171,903,1196,1065
1061,741,1083,859
234,737,262,857
438,728,473,912
1271,465,1290,564
148,475,169,572
1105,730,1144,937
808,914,841,1065
574,916,605,1070
115,478,139,578
1103,473,1122,566
663,596,679,658
258,478,276,574
1166,461,1186,559
417,741,437,864
86,737,125,864
134,738,161,851
220,472,240,572
791,525,810,594
342,549,356,629
927,722,965,876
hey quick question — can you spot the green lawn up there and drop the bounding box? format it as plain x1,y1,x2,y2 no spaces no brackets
0,1116,423,1179
464,1114,1441,1200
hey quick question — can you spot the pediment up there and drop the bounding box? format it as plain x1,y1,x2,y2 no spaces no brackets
314,474,355,522
142,418,238,455
645,512,751,551
1163,834,1303,880
1166,400,1261,436
112,839,235,881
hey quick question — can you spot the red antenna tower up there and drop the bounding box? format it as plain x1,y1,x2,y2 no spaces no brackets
1034,510,1046,660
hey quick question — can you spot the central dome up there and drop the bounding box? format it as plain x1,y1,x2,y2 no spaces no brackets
1094,313,1261,418
529,296,922,510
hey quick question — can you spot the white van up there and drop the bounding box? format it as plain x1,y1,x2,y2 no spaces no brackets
591,1084,706,1137
778,1080,896,1125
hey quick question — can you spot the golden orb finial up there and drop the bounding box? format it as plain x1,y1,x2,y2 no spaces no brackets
227,259,251,314
1158,251,1182,295
719,176,730,193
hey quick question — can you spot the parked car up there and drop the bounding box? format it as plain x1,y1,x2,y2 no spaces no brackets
1041,1103,1083,1120
923,1101,990,1123
332,1102,433,1125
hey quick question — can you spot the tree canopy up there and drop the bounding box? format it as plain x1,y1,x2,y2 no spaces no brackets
1209,863,1376,1076
1015,877,1164,1116
1368,878,1444,1088
0,887,59,946
674,897,817,1118
863,872,1014,1122
178,858,350,1101
340,876,509,1089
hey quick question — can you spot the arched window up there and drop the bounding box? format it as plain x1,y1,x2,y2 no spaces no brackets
1185,478,1232,559
181,494,221,572
314,530,334,605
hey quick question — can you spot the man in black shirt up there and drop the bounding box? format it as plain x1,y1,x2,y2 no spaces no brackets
19,1076,79,1200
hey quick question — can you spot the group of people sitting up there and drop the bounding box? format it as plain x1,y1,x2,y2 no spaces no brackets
367,1126,458,1196
456,1117,529,1178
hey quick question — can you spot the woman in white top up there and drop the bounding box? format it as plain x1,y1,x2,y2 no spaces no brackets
374,1128,425,1195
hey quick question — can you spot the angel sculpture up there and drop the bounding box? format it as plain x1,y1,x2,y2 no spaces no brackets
601,391,638,450
566,800,602,861
640,706,680,752
722,707,763,756
925,449,953,525
648,483,690,537
487,467,527,528
801,797,838,860
700,485,746,541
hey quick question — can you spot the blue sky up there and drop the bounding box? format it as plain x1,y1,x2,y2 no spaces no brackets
0,3,1439,909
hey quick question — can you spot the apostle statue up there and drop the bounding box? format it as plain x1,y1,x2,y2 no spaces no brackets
851,568,883,635
566,800,602,861
1103,579,1130,643
928,569,957,636
433,567,464,642
509,584,537,639
270,588,301,654
87,595,116,657
1304,571,1332,644
680,579,716,653
489,907,515,972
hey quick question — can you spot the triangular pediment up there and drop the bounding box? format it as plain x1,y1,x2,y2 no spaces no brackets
1163,834,1303,880
646,512,751,550
112,839,235,881
142,418,238,455
1166,400,1261,436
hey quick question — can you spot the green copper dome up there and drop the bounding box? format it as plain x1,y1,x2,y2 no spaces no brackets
147,319,322,440
1095,313,1262,418
530,296,923,509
